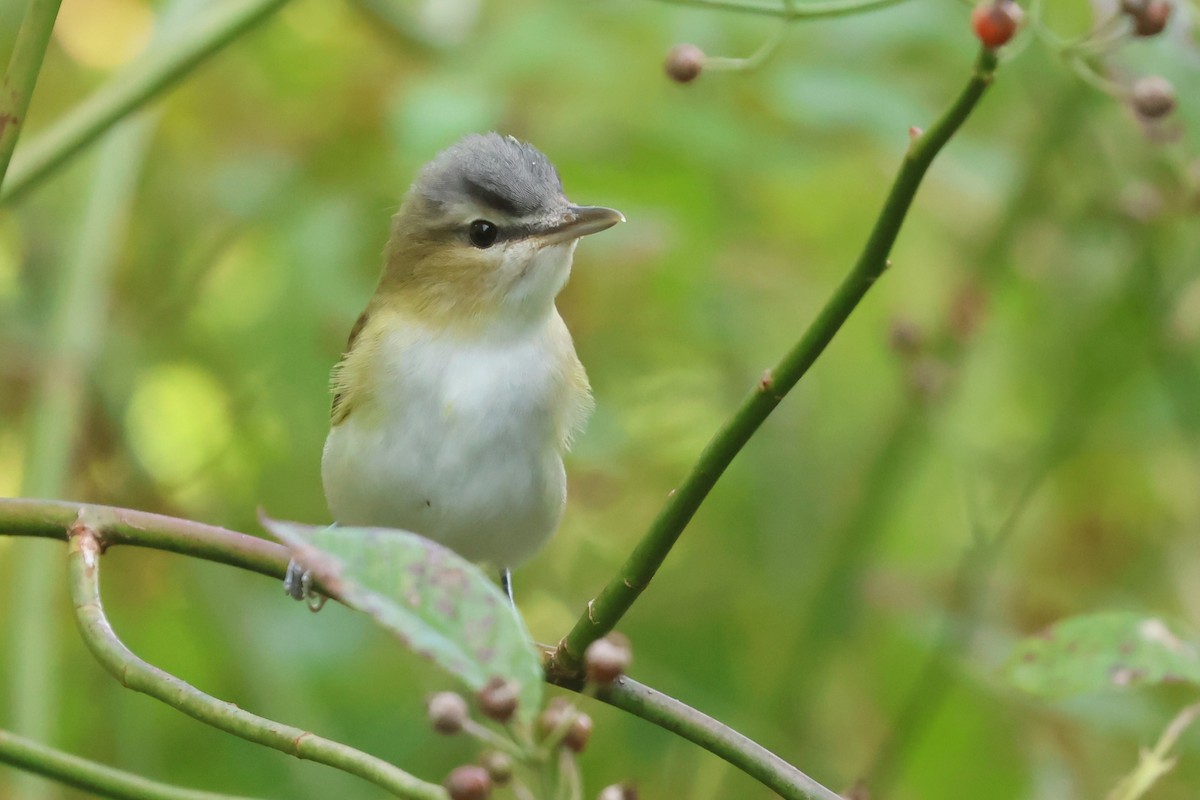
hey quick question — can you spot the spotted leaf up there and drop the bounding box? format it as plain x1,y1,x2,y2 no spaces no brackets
262,516,542,721
1009,612,1200,698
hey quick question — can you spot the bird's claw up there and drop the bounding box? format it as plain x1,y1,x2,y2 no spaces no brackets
500,568,514,607
284,559,327,612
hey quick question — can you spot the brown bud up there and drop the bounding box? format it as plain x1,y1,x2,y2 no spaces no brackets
1131,76,1176,119
478,751,512,786
476,677,519,723
536,697,574,741
564,713,594,753
584,633,633,685
427,692,469,735
598,785,639,800
1125,0,1171,35
665,43,705,83
444,765,492,800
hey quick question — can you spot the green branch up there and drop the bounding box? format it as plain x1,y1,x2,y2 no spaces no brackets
5,497,288,577
0,497,837,798
0,728,262,800
0,0,295,206
547,672,843,800
62,522,445,800
0,0,62,189
7,95,157,800
550,48,1000,673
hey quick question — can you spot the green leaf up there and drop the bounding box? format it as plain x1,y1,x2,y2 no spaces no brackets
262,516,543,721
1009,612,1200,698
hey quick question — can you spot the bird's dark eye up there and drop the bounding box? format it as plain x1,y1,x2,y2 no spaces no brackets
468,219,499,248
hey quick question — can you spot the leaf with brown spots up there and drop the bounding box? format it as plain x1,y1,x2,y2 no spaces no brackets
1008,612,1200,698
262,516,543,721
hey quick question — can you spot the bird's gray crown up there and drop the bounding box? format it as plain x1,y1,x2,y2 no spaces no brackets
416,133,565,218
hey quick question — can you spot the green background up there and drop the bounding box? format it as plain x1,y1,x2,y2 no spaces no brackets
2,0,1200,797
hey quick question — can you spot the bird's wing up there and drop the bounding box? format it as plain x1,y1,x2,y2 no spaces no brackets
330,308,371,425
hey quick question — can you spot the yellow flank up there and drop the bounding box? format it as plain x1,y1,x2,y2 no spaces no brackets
548,312,594,450
329,305,390,426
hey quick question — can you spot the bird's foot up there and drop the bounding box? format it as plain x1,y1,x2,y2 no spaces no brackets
283,559,327,612
500,568,515,607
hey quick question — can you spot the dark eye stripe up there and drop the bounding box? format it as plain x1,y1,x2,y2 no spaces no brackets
455,221,542,245
463,180,525,217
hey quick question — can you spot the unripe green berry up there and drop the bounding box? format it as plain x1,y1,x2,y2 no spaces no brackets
478,751,512,786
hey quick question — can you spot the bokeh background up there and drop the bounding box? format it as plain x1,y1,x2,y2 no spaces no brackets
2,0,1200,797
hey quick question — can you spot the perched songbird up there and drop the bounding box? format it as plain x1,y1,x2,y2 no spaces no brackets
310,133,622,600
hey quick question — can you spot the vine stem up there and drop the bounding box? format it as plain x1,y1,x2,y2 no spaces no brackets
63,522,447,800
0,0,295,206
651,0,912,21
0,497,841,799
564,674,844,800
549,48,1000,674
0,728,264,800
0,0,62,189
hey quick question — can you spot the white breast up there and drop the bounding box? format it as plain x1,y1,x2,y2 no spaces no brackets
321,312,583,569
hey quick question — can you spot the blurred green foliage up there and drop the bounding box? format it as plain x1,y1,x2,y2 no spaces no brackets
1,0,1199,798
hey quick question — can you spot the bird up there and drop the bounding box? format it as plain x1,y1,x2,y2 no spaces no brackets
287,133,622,605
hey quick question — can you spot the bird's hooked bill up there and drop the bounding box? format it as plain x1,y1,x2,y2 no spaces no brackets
539,205,625,245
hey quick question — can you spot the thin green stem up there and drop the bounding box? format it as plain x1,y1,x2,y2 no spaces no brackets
651,0,912,20
810,85,1093,791
1107,703,1200,800
0,497,836,800
64,525,446,800
0,728,263,800
588,676,842,800
7,109,156,800
0,0,62,188
864,463,1049,791
550,49,1000,673
0,0,295,206
703,23,788,72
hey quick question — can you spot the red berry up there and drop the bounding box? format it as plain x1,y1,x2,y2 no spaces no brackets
971,1,1024,48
